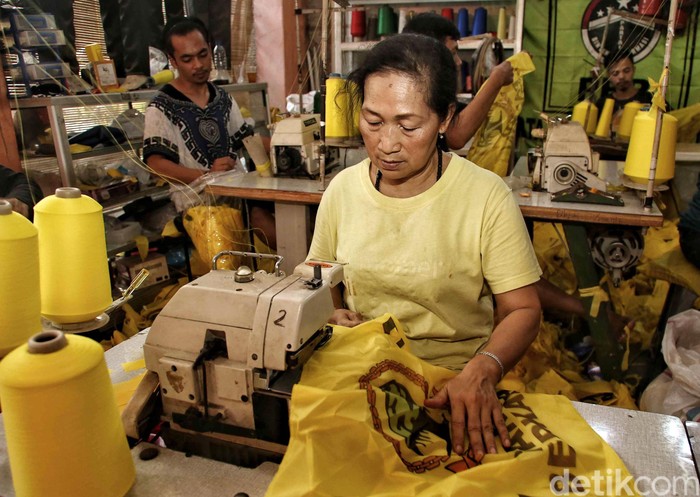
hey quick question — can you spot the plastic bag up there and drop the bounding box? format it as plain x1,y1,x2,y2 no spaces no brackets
640,309,700,420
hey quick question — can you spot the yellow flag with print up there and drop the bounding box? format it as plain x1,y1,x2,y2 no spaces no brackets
265,314,638,497
467,51,535,177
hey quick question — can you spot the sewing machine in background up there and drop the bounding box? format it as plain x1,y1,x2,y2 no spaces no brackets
529,119,610,197
123,253,343,467
527,118,644,286
270,114,339,177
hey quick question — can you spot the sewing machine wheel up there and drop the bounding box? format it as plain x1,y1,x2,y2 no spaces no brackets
589,227,644,286
552,162,577,187
275,146,303,174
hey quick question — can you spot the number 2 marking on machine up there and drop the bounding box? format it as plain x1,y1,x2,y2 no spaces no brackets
274,309,287,327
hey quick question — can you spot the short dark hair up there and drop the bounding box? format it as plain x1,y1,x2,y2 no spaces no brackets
162,16,210,57
402,12,460,44
345,33,457,150
603,47,635,70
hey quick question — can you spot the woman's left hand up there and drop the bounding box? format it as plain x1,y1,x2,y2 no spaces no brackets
424,355,510,461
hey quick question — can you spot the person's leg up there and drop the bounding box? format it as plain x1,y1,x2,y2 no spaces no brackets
679,227,700,269
249,203,277,251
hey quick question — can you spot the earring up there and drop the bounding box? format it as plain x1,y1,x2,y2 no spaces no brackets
438,132,445,140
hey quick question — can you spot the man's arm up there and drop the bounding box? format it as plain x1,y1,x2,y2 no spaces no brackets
0,165,42,218
145,155,205,184
446,61,514,150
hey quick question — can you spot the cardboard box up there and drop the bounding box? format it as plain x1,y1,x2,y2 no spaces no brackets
114,253,170,289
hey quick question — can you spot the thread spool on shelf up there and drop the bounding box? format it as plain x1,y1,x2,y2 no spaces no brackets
497,8,507,40
350,9,366,40
33,187,112,329
457,8,470,37
472,7,487,36
0,200,41,358
0,330,135,497
376,5,397,38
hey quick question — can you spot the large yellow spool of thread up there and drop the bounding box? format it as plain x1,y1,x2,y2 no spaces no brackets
325,76,360,140
0,330,135,496
34,187,112,324
624,108,678,184
617,101,644,140
0,201,41,358
594,98,615,138
571,100,599,134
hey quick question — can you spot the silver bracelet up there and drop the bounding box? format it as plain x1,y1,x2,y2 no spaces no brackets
476,351,505,380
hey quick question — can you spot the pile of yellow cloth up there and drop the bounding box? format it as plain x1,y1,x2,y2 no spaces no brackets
265,314,637,497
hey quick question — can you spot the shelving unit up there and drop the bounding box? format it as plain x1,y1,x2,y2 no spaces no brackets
11,82,271,215
331,0,524,75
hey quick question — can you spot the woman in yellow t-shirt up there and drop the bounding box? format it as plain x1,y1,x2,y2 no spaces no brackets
307,34,541,462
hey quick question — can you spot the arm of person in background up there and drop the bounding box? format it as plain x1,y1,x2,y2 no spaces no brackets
145,154,206,184
424,283,541,461
0,165,42,219
445,61,514,150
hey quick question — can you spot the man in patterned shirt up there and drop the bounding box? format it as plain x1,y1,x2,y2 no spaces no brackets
143,16,276,249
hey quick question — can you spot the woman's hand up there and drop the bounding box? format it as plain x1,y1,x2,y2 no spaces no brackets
329,308,364,327
424,354,509,461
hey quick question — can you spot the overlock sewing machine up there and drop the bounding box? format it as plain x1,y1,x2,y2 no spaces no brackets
528,118,643,286
123,252,343,467
270,114,339,177
530,118,609,195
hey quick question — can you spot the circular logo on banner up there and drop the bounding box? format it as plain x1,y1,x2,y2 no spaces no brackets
581,0,661,62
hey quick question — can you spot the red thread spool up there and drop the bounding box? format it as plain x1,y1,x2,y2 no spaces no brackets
441,8,454,21
351,9,366,39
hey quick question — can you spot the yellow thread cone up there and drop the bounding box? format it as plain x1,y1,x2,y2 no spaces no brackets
0,331,135,496
0,202,41,358
571,100,598,134
325,76,360,139
594,98,615,138
617,101,644,140
34,187,112,324
624,108,677,185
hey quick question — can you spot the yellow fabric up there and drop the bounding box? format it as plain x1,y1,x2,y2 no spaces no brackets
578,285,610,318
467,52,536,177
183,205,250,271
669,103,700,143
266,314,637,497
647,70,669,112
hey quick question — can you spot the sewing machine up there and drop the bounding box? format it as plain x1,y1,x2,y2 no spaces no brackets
123,252,343,467
530,119,608,194
270,114,339,177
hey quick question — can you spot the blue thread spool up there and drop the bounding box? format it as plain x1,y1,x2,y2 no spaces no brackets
457,8,470,37
472,7,487,36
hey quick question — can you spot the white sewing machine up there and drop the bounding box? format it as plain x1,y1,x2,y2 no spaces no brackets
530,119,608,194
123,253,343,467
270,114,339,177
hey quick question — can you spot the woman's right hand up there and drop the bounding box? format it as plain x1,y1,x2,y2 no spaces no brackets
329,309,364,327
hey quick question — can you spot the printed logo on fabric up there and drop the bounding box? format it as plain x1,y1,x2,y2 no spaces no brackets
359,362,581,476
